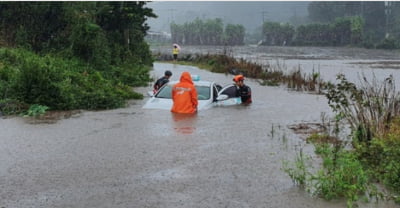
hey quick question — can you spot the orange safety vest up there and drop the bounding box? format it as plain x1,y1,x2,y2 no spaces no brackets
171,72,198,114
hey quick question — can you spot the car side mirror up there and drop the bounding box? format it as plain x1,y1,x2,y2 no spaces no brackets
216,94,229,101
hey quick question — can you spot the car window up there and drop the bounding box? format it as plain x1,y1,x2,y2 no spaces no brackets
155,85,210,100
156,85,172,98
219,85,238,98
196,86,210,100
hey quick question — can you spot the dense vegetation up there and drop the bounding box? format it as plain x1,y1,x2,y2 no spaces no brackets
0,2,156,115
154,52,325,93
284,74,400,207
170,18,245,46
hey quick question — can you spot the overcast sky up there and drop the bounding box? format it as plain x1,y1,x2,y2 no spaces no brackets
146,1,310,33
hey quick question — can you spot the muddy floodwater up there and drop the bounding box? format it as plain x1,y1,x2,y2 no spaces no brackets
1,46,399,207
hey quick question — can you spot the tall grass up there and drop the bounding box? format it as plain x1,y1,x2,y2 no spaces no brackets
154,52,326,93
284,74,400,206
326,73,400,142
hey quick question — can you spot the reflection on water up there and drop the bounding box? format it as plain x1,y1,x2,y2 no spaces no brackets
171,112,198,134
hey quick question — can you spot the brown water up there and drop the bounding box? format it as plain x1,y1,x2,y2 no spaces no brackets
1,46,399,207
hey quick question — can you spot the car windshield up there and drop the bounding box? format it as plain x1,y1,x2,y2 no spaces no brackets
155,85,210,100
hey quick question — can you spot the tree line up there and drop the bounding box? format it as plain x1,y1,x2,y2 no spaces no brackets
170,18,245,46
0,2,156,114
262,1,400,49
262,16,364,47
0,1,156,66
169,1,400,49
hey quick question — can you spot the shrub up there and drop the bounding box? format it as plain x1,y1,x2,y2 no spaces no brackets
23,104,49,117
312,144,369,207
361,118,400,195
376,38,399,49
13,54,64,107
0,65,17,99
0,99,27,115
0,48,145,112
104,64,152,87
284,136,370,208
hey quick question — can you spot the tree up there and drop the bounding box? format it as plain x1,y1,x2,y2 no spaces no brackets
350,16,364,45
331,17,352,46
225,24,245,45
307,1,387,43
0,2,156,66
95,1,156,65
170,18,234,46
0,2,67,51
262,21,294,46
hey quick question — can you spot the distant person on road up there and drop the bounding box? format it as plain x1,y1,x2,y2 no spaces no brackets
171,71,198,114
153,70,172,93
172,45,180,62
233,74,252,104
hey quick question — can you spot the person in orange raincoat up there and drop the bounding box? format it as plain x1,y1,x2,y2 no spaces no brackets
171,71,198,114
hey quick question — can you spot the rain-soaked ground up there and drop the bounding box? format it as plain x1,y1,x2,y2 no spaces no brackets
1,46,400,208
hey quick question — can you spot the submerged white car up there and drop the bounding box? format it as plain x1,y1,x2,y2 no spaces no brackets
143,76,241,111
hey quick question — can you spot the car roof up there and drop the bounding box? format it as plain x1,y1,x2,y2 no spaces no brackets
167,80,213,87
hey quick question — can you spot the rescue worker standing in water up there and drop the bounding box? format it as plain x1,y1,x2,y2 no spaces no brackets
233,74,252,104
171,71,198,114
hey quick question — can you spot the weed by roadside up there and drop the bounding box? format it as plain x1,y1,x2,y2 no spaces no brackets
154,52,327,93
22,104,49,117
284,74,400,207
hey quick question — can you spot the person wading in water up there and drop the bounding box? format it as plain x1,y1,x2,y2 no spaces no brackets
153,70,172,94
171,71,198,114
233,74,252,104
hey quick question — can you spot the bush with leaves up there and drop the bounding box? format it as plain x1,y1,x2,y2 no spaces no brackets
284,135,371,208
358,118,400,200
285,74,400,207
0,48,143,112
325,73,400,143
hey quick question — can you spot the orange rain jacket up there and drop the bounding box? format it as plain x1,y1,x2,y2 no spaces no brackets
171,72,198,114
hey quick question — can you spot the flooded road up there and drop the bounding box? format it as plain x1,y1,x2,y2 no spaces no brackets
1,46,399,207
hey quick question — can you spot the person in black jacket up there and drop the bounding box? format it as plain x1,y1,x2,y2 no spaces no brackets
233,74,252,104
153,70,172,93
